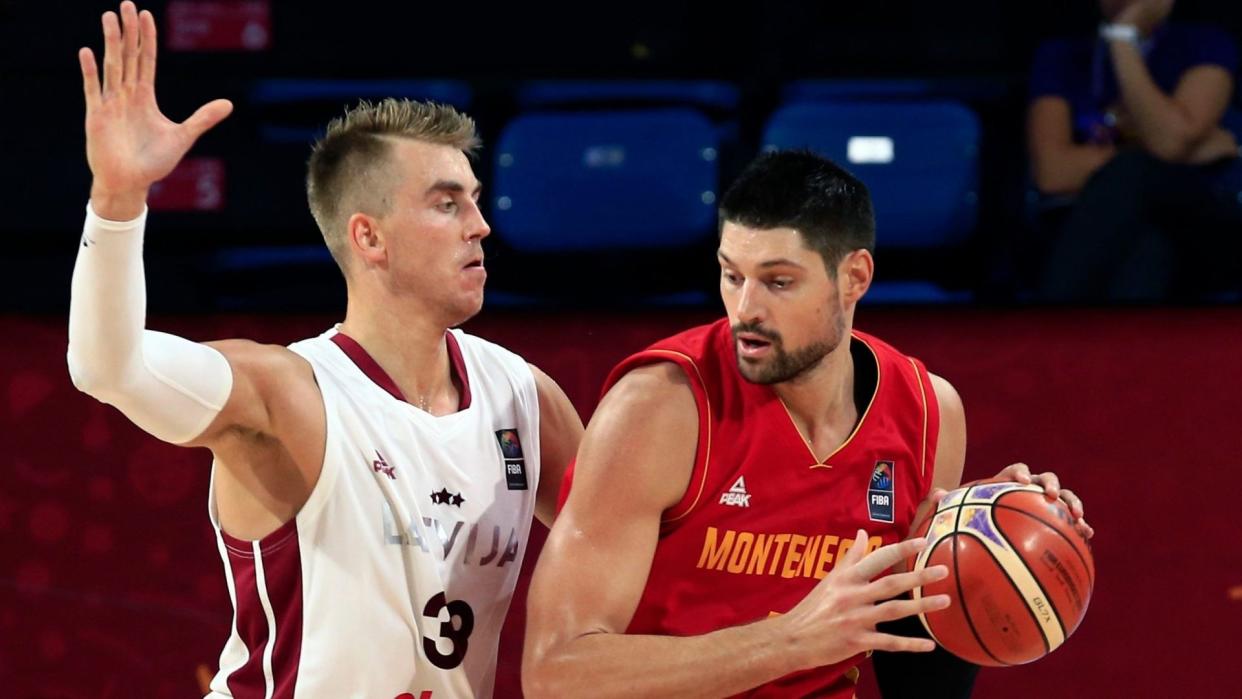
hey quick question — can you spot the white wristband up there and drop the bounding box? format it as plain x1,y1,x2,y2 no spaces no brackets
1100,23,1140,45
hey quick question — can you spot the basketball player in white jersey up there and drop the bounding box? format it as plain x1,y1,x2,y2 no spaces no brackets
67,3,583,697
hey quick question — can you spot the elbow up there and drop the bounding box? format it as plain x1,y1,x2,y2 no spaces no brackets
1144,126,1199,163
522,643,581,699
1146,140,1194,163
1031,167,1058,196
67,348,101,396
66,346,124,403
1031,162,1074,197
521,657,557,699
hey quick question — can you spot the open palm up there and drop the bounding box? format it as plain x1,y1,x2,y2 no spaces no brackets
80,2,232,196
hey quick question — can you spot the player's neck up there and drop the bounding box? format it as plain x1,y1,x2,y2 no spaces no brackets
338,294,458,413
772,338,857,441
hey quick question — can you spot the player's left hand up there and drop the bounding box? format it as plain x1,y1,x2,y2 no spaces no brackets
993,462,1094,540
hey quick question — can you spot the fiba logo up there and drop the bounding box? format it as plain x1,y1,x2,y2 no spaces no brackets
871,462,893,490
867,460,895,523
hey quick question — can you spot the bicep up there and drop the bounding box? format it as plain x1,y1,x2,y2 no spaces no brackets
531,364,585,527
525,364,697,656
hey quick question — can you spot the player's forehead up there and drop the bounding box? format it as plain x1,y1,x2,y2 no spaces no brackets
718,222,818,269
388,139,481,196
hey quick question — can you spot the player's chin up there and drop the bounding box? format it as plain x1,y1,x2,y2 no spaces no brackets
462,291,485,317
735,358,770,384
442,288,485,326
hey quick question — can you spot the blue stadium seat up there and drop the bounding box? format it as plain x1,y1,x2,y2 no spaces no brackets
762,100,980,249
762,99,980,304
491,108,719,252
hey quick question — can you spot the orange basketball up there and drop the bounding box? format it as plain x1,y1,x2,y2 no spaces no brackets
909,482,1095,666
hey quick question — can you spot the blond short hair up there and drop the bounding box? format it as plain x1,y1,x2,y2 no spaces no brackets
306,98,480,269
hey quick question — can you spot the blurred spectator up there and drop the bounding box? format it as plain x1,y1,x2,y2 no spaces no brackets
1027,0,1242,302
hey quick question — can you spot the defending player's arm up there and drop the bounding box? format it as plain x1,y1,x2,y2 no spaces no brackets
529,364,584,526
67,3,313,454
522,363,949,699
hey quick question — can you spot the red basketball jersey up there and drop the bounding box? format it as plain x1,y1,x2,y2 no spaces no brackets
570,318,939,697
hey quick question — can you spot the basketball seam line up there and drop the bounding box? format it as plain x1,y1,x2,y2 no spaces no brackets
991,502,1094,611
990,500,1095,589
950,501,1007,667
986,508,1063,655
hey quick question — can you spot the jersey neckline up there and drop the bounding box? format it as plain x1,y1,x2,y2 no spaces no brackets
329,330,473,413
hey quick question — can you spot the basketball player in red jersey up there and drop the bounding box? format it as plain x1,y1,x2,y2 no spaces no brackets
523,150,1093,698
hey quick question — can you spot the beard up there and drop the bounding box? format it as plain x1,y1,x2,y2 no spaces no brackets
732,312,847,385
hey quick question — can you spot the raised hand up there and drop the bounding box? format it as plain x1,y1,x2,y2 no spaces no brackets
79,1,233,219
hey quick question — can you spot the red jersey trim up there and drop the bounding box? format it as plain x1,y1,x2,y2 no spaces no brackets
329,331,471,411
445,332,473,410
645,350,713,524
222,518,304,699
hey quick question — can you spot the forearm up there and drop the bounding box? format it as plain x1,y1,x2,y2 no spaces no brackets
1111,40,1201,160
525,617,803,699
1031,144,1115,195
68,202,149,392
67,203,233,444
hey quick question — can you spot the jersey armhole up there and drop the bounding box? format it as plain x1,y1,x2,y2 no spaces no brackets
910,357,941,505
557,350,713,525
617,350,712,526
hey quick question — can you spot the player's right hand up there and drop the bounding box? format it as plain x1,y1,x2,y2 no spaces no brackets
777,530,950,671
79,1,232,215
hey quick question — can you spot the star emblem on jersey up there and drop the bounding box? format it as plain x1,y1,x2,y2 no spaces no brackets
719,476,751,507
372,450,396,480
430,488,465,507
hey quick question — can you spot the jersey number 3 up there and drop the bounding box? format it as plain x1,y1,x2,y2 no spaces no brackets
422,592,475,669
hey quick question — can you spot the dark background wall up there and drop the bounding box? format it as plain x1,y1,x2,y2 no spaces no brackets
4,0,1242,313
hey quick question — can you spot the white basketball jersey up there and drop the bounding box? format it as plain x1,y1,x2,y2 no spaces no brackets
206,327,541,699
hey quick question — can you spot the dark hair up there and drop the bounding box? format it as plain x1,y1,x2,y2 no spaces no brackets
719,149,875,274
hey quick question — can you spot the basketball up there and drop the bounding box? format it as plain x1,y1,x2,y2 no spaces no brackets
909,482,1095,666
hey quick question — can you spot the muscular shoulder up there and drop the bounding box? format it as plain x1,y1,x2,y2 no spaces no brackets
600,362,697,426
571,362,698,512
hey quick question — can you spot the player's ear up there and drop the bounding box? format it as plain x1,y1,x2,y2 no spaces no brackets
838,249,873,305
348,213,386,267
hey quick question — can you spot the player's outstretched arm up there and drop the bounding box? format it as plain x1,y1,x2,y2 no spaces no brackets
68,3,311,451
522,364,950,698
